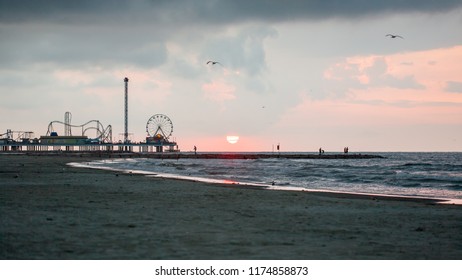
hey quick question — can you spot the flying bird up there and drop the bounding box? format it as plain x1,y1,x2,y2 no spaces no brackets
386,34,404,39
206,60,222,66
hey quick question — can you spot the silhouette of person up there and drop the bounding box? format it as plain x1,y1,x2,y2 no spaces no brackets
194,145,197,155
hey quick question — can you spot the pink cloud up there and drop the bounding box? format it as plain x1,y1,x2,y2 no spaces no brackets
273,46,462,151
323,45,462,100
324,55,425,90
202,80,236,102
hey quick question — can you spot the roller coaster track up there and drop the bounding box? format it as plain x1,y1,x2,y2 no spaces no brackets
46,120,112,143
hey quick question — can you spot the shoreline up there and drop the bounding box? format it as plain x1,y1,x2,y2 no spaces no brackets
69,160,462,206
2,154,462,259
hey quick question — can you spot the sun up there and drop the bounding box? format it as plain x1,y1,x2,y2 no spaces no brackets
226,135,239,144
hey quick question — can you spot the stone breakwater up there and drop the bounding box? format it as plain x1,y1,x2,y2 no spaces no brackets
156,153,384,160
4,151,384,159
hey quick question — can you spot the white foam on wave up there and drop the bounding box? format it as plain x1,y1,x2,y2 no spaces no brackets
267,185,460,205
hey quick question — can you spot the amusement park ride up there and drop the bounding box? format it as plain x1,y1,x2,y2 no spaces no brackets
146,114,173,142
0,130,34,143
1,112,178,152
1,77,179,152
43,111,113,144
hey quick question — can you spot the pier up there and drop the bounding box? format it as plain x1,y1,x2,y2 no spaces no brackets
0,142,177,153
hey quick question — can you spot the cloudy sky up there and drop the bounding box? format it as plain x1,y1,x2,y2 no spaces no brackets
1,0,462,152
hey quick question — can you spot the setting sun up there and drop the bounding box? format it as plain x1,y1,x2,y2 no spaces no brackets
226,135,239,144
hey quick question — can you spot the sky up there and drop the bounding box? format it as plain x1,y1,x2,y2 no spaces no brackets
1,0,462,152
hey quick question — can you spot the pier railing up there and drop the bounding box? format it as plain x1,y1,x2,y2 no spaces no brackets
0,142,179,153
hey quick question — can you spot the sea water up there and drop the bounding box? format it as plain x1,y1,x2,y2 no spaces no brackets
73,152,462,202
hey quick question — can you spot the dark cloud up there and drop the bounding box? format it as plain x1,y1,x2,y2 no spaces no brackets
1,0,461,24
201,26,277,76
1,0,460,72
0,0,127,23
0,23,168,69
184,0,462,23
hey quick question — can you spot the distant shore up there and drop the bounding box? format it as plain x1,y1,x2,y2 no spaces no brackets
2,154,462,260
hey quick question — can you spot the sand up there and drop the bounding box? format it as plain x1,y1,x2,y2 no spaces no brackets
1,153,462,260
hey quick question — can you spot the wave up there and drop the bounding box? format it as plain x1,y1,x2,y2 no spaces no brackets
68,152,462,201
401,162,434,167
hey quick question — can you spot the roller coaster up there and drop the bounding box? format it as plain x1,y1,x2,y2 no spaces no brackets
46,119,112,143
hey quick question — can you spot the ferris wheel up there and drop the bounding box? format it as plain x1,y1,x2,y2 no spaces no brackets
146,114,173,140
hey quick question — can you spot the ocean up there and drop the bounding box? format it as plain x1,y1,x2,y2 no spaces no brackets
72,152,462,203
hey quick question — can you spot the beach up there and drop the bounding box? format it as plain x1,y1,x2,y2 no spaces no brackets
1,154,462,259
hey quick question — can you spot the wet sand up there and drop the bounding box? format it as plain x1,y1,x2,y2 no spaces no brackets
1,154,461,259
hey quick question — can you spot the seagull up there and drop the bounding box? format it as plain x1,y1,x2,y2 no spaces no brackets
386,34,404,39
206,60,222,66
